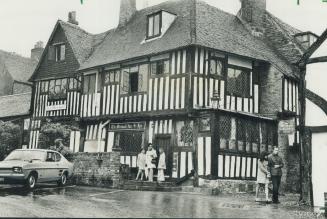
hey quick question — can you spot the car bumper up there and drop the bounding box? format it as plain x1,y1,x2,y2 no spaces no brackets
0,174,26,184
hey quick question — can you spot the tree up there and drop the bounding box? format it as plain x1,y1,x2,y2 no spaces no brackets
0,121,22,160
38,122,78,160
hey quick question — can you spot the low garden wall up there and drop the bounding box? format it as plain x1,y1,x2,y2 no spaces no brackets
70,150,122,188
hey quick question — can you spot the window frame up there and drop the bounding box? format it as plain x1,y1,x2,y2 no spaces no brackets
48,78,68,100
54,43,66,62
226,65,252,98
150,59,170,76
83,73,99,94
146,11,162,39
209,57,225,77
103,70,120,86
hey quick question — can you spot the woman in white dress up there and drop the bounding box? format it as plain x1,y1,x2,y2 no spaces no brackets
157,147,166,182
145,144,157,182
255,152,271,203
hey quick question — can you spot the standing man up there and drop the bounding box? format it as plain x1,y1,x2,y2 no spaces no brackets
145,143,157,182
268,146,284,204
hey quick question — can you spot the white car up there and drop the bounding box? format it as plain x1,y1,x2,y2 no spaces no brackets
0,149,74,189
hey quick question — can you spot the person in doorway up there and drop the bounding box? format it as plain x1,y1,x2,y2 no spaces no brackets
136,148,146,181
146,143,157,182
255,152,271,203
268,146,284,204
157,147,166,182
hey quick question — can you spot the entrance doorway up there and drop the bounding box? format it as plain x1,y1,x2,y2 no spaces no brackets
153,134,172,177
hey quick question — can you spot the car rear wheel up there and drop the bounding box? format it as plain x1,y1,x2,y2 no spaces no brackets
57,173,67,187
26,174,37,189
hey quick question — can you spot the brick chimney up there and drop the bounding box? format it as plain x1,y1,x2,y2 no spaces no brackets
68,11,79,25
239,0,266,34
31,41,44,62
119,0,137,27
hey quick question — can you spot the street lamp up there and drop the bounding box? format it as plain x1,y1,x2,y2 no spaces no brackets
211,90,221,109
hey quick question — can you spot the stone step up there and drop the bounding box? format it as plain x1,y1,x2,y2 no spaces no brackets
181,186,217,195
120,184,182,192
123,180,176,187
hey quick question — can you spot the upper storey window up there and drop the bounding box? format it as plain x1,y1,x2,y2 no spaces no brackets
147,12,161,39
48,43,66,62
144,11,176,42
226,67,251,98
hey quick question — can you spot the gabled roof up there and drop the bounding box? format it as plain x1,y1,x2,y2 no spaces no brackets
79,0,299,78
0,92,31,118
0,50,37,83
29,20,109,81
59,20,110,64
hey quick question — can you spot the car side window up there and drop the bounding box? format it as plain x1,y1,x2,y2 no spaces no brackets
55,153,62,162
46,152,55,162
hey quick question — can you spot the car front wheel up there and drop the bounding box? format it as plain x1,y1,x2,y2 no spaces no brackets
57,173,67,187
26,174,37,189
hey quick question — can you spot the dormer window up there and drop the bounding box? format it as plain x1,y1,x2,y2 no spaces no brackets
55,44,66,61
147,12,162,39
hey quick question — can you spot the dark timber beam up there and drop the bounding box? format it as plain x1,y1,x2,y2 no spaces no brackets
306,89,327,116
307,56,327,64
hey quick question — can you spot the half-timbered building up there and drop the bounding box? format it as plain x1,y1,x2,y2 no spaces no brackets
29,0,309,191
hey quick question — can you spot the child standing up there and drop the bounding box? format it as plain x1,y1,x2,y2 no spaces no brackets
255,152,271,203
136,149,146,181
157,147,166,182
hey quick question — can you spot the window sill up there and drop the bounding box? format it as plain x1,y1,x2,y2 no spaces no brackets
120,92,147,97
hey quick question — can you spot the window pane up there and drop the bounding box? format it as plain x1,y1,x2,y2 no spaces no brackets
104,73,110,85
148,16,154,37
110,71,115,83
89,74,96,93
154,14,160,36
62,78,67,92
227,68,250,97
49,80,55,94
60,45,65,60
216,60,223,76
210,59,216,74
121,70,130,94
115,70,120,83
151,62,157,75
83,77,89,94
157,61,164,75
130,72,139,93
139,64,148,92
164,60,170,74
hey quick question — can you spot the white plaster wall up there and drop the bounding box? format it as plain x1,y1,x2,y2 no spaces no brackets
311,40,327,58
312,133,327,208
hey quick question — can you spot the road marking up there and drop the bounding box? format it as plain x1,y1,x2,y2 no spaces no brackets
89,190,124,197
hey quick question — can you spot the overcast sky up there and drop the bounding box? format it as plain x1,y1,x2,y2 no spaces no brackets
0,0,327,58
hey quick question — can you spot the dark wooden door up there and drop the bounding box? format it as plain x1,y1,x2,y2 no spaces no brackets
154,134,172,176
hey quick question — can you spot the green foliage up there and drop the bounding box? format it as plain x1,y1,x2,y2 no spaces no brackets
0,121,22,160
38,122,78,160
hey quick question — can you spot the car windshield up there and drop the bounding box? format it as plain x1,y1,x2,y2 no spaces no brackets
4,150,46,162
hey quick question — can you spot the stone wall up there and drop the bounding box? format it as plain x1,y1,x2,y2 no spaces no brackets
278,118,300,193
70,150,121,188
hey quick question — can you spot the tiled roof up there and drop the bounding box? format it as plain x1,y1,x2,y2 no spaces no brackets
79,0,298,77
80,0,194,70
59,21,110,64
0,50,37,82
0,93,31,118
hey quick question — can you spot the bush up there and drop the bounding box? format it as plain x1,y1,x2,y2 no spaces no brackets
0,121,22,160
38,122,78,160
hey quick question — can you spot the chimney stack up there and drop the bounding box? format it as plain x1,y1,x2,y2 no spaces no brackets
31,41,44,62
68,11,79,25
239,0,266,28
119,0,137,27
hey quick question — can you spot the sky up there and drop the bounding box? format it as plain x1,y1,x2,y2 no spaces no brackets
0,0,327,58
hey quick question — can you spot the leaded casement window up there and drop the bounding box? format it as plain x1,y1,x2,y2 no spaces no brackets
68,78,81,91
176,120,194,147
151,59,170,75
40,81,49,95
283,77,299,113
209,58,224,76
83,74,101,94
48,78,68,100
226,67,251,97
121,65,148,95
103,70,120,85
147,12,162,39
48,43,65,62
